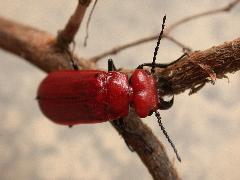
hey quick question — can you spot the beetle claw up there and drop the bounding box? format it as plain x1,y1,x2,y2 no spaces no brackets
159,96,174,110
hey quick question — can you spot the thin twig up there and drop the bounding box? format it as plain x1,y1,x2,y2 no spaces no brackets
164,35,192,52
83,0,98,47
165,0,240,34
56,0,92,49
90,34,191,62
89,0,239,62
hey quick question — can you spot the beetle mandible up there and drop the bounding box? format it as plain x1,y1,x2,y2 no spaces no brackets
37,15,186,162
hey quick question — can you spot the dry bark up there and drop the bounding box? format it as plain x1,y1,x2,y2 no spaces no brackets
160,38,240,95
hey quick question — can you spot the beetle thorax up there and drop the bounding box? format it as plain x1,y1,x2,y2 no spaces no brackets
129,69,158,118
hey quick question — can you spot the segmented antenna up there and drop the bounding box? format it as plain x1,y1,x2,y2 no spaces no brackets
155,110,181,162
151,15,166,73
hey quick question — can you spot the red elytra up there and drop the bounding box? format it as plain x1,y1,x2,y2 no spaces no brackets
37,69,158,125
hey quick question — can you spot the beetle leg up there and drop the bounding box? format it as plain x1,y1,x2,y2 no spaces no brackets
157,76,173,93
137,63,153,69
137,53,188,70
137,62,173,69
108,59,117,71
156,76,174,110
137,15,187,72
159,97,174,110
155,52,188,68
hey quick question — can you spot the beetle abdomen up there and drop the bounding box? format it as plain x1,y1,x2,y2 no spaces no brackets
37,70,130,125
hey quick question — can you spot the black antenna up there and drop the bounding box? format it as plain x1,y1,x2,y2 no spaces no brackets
155,110,181,162
151,15,166,73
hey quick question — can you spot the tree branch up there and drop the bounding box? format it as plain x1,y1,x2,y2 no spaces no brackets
111,111,180,180
0,16,96,72
56,0,92,49
89,34,191,63
159,38,240,95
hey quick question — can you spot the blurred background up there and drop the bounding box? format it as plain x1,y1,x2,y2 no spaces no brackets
0,0,240,179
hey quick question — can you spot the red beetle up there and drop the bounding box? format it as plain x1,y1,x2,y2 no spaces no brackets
37,15,185,161
37,68,159,124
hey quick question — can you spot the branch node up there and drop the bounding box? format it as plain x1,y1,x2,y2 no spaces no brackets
56,0,91,49
79,0,91,6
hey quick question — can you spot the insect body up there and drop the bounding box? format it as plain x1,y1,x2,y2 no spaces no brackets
37,68,159,125
37,15,184,161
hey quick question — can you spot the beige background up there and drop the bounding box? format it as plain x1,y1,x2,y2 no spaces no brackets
0,0,240,179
